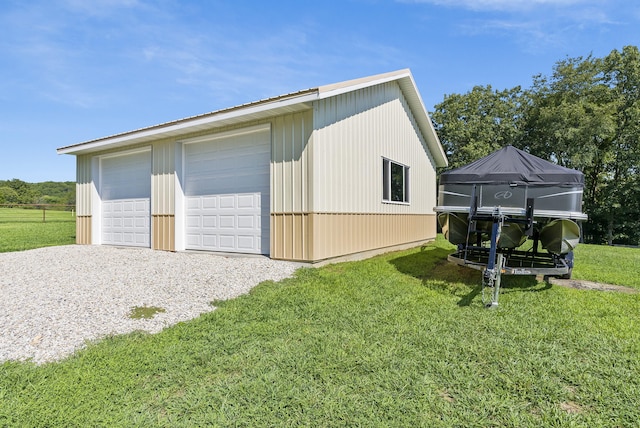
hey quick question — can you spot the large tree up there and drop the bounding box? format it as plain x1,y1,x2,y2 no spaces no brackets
524,46,640,244
602,46,640,245
0,186,20,205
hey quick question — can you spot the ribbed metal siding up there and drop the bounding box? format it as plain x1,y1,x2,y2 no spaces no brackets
270,212,436,262
271,110,313,213
76,215,92,245
75,145,92,245
309,213,436,261
76,154,93,216
270,110,313,260
312,81,437,214
152,141,175,215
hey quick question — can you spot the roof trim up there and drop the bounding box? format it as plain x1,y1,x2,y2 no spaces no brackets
56,88,318,155
57,69,448,167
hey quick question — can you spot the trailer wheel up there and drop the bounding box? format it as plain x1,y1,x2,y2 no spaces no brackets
559,268,573,279
559,251,574,279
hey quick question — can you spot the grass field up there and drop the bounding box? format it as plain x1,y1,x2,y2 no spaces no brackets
0,207,75,252
572,243,640,288
1,236,639,426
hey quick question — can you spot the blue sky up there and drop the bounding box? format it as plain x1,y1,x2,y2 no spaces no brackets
1,0,638,182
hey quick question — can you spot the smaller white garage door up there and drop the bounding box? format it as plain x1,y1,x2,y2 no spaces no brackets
100,150,151,247
184,125,270,254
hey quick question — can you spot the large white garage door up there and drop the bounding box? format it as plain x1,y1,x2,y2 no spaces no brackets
101,150,151,247
184,126,270,254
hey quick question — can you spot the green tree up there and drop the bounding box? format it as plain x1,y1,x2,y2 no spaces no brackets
0,186,20,205
524,46,640,244
432,85,525,169
0,179,75,208
602,46,640,245
3,178,36,204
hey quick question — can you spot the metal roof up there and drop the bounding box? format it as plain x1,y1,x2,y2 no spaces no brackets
57,69,448,167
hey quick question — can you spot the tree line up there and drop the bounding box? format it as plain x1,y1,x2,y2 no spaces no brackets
432,45,640,246
0,179,75,208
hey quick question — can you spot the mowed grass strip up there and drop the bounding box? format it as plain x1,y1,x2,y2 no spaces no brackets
573,243,640,289
1,237,639,426
0,207,76,252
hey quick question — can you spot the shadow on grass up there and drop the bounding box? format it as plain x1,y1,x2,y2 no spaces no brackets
389,246,548,306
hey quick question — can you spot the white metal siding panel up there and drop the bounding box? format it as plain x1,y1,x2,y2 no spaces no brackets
102,199,150,246
183,126,270,254
152,141,175,215
76,154,92,216
311,82,437,214
271,110,313,213
100,150,151,247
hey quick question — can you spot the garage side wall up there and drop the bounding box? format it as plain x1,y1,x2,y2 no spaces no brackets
308,81,438,261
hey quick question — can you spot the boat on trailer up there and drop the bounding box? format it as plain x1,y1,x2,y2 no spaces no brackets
435,146,587,307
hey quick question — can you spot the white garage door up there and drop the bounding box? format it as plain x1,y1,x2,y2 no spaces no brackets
101,150,151,247
184,126,270,254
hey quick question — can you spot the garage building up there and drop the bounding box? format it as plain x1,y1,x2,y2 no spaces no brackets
57,69,448,262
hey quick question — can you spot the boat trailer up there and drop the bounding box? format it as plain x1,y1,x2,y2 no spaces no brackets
435,146,586,308
451,195,572,308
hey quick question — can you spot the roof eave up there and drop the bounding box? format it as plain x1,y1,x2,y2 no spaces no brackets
57,90,319,155
396,73,448,168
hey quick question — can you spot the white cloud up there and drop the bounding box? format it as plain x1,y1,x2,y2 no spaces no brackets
458,18,565,51
401,0,631,53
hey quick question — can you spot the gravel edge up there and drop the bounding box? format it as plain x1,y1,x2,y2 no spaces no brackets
0,245,299,364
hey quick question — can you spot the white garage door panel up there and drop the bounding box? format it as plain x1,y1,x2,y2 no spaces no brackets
186,192,266,253
101,152,151,200
102,198,150,247
184,127,270,254
184,130,270,196
101,150,151,248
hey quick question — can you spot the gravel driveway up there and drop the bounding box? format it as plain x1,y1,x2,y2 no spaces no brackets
0,245,298,364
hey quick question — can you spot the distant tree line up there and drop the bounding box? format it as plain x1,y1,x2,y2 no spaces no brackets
432,45,640,246
0,178,75,208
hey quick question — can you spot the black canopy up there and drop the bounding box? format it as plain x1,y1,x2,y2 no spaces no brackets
439,146,584,186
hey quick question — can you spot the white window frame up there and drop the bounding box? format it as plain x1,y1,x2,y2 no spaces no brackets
382,157,410,204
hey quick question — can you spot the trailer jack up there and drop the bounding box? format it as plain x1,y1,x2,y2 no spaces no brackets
482,253,505,308
479,212,506,308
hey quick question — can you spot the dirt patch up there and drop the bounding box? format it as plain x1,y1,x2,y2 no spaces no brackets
546,277,638,294
560,401,584,414
439,389,455,403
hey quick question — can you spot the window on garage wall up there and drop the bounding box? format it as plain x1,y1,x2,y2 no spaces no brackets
382,157,409,204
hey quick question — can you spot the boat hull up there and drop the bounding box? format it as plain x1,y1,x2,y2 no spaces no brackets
498,223,526,249
439,213,526,248
540,219,580,254
438,213,469,245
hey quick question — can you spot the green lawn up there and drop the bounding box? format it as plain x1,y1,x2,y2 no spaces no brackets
573,243,640,288
1,237,639,426
0,207,76,252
